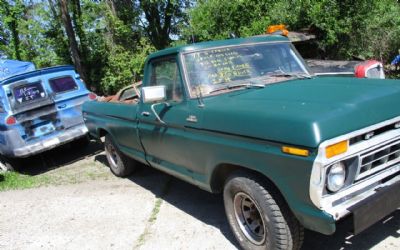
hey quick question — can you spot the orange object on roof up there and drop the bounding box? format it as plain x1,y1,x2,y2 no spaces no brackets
266,24,289,36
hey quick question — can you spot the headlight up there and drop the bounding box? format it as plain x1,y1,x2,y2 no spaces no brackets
326,162,346,192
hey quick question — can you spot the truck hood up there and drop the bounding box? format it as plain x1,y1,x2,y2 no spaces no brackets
202,77,400,148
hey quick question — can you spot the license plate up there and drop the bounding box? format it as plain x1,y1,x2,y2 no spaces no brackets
43,137,59,148
33,123,55,137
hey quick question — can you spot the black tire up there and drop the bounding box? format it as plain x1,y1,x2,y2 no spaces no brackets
223,171,304,250
0,155,21,172
104,134,135,177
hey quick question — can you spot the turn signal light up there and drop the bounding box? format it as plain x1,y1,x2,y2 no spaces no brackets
5,116,16,125
326,140,348,159
282,146,309,157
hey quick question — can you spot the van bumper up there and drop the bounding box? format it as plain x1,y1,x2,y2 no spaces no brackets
0,124,88,158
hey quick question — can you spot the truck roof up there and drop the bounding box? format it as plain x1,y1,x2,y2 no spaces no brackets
0,65,75,85
147,35,290,61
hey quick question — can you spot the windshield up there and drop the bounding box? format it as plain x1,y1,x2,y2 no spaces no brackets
183,42,311,97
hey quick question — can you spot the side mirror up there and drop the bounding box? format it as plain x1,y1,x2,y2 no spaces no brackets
141,85,166,103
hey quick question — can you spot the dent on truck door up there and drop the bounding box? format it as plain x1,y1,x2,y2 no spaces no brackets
138,56,195,178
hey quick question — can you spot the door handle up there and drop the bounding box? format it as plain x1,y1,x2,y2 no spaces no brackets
58,104,67,109
141,111,150,117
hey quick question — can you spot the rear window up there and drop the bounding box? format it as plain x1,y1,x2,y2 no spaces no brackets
13,81,46,104
49,76,78,93
119,87,137,101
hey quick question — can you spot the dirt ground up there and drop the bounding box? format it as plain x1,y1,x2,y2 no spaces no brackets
0,142,399,250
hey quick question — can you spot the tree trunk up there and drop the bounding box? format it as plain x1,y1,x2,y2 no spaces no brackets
9,19,21,60
71,0,89,73
59,0,87,82
140,0,172,50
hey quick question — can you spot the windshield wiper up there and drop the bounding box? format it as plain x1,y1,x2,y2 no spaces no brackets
208,82,265,94
268,69,313,79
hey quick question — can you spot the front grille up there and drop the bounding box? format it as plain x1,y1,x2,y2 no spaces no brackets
357,139,400,180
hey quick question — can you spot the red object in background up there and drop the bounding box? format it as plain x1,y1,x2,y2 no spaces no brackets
354,60,385,79
88,92,97,100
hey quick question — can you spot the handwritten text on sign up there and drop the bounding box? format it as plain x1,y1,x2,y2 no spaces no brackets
191,48,251,84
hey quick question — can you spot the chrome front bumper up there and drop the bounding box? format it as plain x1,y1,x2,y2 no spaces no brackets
325,166,399,221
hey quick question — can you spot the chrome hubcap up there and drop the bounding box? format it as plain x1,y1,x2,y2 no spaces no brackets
106,143,118,168
233,192,266,245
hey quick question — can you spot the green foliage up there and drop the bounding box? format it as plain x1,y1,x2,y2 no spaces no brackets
188,0,400,62
101,38,155,94
187,0,302,40
1,0,400,95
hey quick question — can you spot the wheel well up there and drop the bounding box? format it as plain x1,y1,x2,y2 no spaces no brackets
210,164,294,217
97,128,108,138
210,164,283,197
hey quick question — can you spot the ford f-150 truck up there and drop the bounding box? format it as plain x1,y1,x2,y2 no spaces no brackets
83,35,400,250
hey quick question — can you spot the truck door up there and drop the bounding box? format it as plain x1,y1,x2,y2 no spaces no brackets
138,55,195,178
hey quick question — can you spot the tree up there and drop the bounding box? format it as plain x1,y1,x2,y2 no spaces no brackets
139,0,191,49
0,0,25,60
45,0,71,65
59,0,87,81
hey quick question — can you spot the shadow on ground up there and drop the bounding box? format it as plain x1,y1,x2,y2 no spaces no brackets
123,166,239,248
303,209,400,249
20,140,104,176
98,164,399,250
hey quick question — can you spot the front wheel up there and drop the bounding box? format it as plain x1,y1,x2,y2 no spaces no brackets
0,155,21,172
223,172,304,250
104,135,136,177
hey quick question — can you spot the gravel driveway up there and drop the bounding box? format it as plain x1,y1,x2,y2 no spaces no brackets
0,143,399,249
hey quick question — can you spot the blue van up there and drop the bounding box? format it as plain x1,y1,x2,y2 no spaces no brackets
0,65,96,170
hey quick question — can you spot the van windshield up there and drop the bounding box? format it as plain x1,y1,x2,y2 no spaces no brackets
183,42,310,97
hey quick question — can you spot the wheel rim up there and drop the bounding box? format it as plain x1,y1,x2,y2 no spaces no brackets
106,143,119,169
233,192,266,245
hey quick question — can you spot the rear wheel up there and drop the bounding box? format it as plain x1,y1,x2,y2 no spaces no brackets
223,171,304,250
104,135,136,177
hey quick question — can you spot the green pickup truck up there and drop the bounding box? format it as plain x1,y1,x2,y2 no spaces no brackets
82,35,400,250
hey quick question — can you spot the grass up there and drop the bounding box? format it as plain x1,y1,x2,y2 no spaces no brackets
0,160,111,192
0,171,51,191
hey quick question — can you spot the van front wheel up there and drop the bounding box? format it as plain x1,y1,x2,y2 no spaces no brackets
0,155,21,172
223,172,304,250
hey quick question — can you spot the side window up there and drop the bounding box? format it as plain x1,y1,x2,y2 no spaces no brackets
0,100,4,112
49,76,78,94
148,58,183,102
